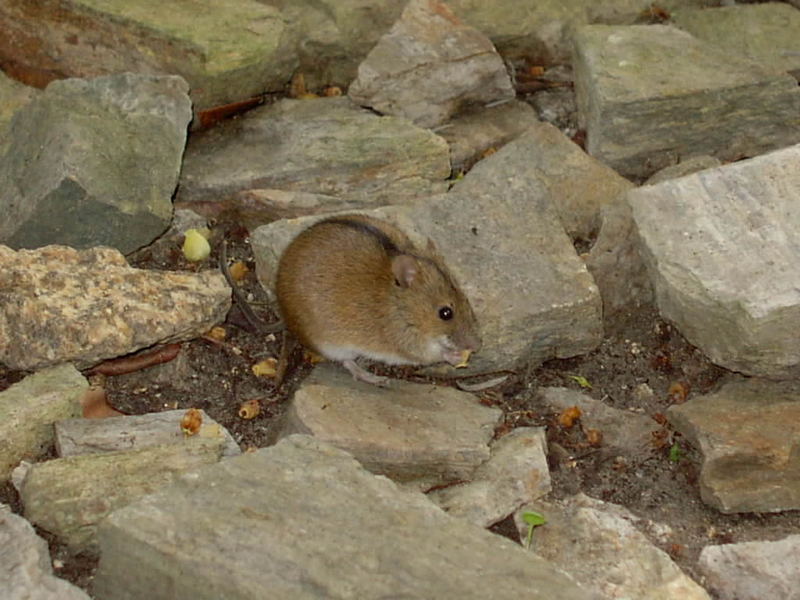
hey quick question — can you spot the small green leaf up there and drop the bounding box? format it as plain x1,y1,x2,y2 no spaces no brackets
522,511,547,527
568,375,592,389
668,442,682,463
522,511,547,550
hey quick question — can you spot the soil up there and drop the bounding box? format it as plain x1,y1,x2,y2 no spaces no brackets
3,90,799,597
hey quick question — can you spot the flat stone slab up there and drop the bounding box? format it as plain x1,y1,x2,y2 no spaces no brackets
1,503,90,600
0,365,86,481
573,24,800,178
698,534,800,600
629,144,800,379
0,73,191,253
178,97,450,206
0,245,230,371
519,493,710,600
0,0,294,114
20,437,227,554
93,435,590,600
348,0,514,128
274,364,501,486
55,409,241,458
668,378,800,513
672,2,800,79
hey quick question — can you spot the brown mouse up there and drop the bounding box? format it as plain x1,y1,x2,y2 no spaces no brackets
275,214,481,385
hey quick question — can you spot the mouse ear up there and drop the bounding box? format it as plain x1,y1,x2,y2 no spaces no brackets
391,254,418,287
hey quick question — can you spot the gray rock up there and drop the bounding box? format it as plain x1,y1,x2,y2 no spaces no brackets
644,155,722,185
273,363,501,486
55,409,241,459
281,1,404,91
629,145,800,378
497,120,633,242
667,377,800,513
178,97,450,205
231,189,367,227
672,2,800,79
517,493,710,600
0,0,295,116
93,435,591,600
0,245,230,371
437,100,541,175
698,534,800,600
585,199,654,317
436,130,603,372
251,130,603,376
0,68,36,155
573,24,800,178
348,0,514,128
0,73,191,253
0,365,86,481
20,438,227,554
0,504,90,600
537,387,658,454
428,427,551,527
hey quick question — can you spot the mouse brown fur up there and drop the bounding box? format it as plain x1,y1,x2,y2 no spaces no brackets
275,214,481,384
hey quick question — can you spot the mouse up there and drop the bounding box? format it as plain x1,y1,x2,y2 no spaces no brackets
275,214,481,385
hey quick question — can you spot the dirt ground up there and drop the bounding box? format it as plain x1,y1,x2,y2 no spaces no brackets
3,227,800,595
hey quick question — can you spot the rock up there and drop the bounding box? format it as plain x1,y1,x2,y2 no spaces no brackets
443,113,631,241
672,2,800,79
281,1,404,91
0,0,294,116
272,363,501,486
428,427,551,527
667,377,800,513
698,534,800,600
0,365,86,481
93,435,591,600
629,145,800,378
585,200,653,317
348,0,514,128
19,438,227,555
231,189,366,228
573,24,800,179
55,409,241,459
433,130,603,372
0,68,36,155
517,493,710,600
537,387,658,454
0,245,230,371
178,97,449,205
0,503,90,600
501,120,633,242
437,100,541,175
645,155,722,185
252,129,604,376
0,73,191,253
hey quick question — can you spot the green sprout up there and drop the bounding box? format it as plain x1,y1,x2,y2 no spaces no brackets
522,510,547,550
568,375,592,389
668,442,683,463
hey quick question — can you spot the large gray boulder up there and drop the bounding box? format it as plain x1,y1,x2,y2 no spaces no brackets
0,73,191,253
629,144,800,379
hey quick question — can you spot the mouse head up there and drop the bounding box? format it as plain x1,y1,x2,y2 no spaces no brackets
389,251,481,367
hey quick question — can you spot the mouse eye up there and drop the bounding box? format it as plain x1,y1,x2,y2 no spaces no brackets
438,306,454,321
